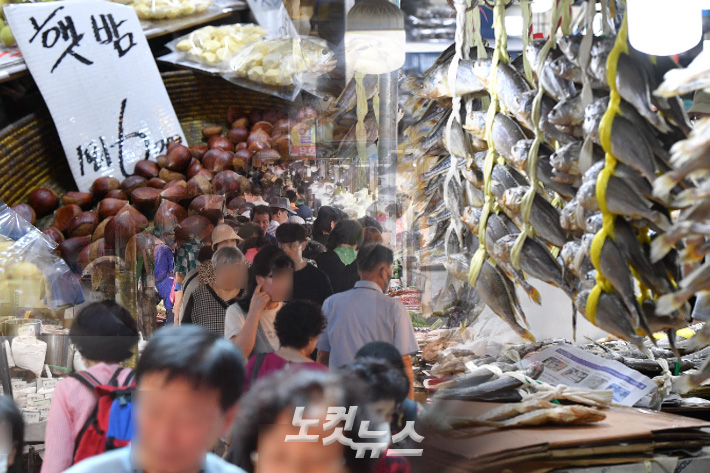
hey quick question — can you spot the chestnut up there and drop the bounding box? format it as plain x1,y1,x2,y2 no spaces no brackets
202,126,223,138
92,217,112,241
121,175,148,195
274,118,291,134
68,211,98,238
58,236,92,268
131,187,162,215
11,203,35,225
187,175,212,198
165,179,187,189
254,149,281,165
252,121,274,135
62,191,93,209
121,206,149,229
189,145,208,160
249,110,263,124
236,142,249,150
194,168,214,181
133,160,160,179
248,140,270,152
232,117,249,129
202,149,233,174
165,144,192,171
106,189,128,200
148,178,167,189
210,136,234,152
248,129,271,146
228,197,247,211
155,200,188,232
226,126,249,144
43,227,64,245
160,184,188,204
189,194,225,214
104,209,137,251
78,238,111,268
97,198,128,220
213,170,245,196
156,155,167,168
233,157,248,173
91,177,120,200
28,188,60,217
167,141,181,153
158,168,186,183
234,148,253,162
175,215,213,242
186,161,204,180
53,204,83,233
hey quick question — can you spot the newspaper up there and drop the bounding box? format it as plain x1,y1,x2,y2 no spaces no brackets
523,345,656,406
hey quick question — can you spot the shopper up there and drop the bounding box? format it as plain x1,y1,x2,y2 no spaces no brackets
312,205,342,245
213,224,241,250
251,205,277,246
243,301,328,392
314,219,362,294
316,244,418,395
355,342,423,432
269,196,295,228
182,247,247,336
276,223,333,305
226,246,294,358
154,241,175,325
43,301,139,473
179,246,213,323
173,222,210,329
303,240,327,261
226,371,378,473
0,396,24,473
362,226,384,246
339,360,411,473
245,186,268,207
65,325,246,473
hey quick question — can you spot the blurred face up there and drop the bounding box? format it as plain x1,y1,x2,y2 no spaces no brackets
254,213,271,233
256,268,293,302
254,409,347,473
274,209,289,224
279,241,305,264
371,399,397,425
135,373,237,472
215,239,238,250
215,262,248,290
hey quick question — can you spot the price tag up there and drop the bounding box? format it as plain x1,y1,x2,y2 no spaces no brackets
245,0,298,39
5,1,185,192
289,121,316,158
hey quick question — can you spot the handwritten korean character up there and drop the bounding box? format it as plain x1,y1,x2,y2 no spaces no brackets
29,6,93,72
91,14,137,58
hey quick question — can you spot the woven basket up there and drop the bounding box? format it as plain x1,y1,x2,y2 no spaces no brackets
0,71,293,207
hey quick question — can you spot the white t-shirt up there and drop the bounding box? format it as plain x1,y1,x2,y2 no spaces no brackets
224,303,281,353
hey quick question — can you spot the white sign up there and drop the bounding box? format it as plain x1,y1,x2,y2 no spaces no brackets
245,0,298,39
524,345,656,406
5,1,185,192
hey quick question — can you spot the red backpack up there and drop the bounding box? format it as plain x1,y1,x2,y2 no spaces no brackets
70,368,136,464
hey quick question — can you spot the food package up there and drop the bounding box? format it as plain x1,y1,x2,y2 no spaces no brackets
0,202,84,309
125,0,213,20
169,24,267,70
12,337,47,378
227,36,336,100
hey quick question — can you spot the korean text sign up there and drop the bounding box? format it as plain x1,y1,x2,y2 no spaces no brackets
5,1,185,192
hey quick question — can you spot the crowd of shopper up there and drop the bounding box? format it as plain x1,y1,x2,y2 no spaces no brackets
10,180,422,473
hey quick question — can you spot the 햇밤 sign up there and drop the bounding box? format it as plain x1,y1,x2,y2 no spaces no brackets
5,1,185,192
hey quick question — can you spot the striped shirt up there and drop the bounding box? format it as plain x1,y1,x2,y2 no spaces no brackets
41,363,132,473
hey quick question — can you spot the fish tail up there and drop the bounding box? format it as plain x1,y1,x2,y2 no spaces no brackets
650,233,677,263
523,284,542,306
520,328,536,343
653,172,680,200
401,77,422,92
571,299,577,342
656,290,693,316
653,211,672,232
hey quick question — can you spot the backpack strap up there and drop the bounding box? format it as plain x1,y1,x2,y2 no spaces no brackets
70,371,101,392
250,353,267,384
122,370,136,387
108,368,124,387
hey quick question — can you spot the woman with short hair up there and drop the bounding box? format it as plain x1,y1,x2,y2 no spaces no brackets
182,246,248,336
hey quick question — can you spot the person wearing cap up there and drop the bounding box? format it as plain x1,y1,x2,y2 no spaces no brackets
213,224,242,250
689,90,710,122
268,197,296,238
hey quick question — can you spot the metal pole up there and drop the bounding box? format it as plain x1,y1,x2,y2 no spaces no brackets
377,70,398,249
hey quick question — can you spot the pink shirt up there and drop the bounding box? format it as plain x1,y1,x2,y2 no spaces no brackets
41,363,132,473
243,352,327,392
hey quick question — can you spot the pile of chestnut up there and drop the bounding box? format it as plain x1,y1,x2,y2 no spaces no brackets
9,105,318,272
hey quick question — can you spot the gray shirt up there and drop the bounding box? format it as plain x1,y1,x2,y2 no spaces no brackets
317,280,419,368
64,447,245,473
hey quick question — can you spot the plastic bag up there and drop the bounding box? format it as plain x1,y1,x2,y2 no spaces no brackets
0,202,84,309
167,24,267,71
12,337,47,378
126,0,213,20
227,36,337,101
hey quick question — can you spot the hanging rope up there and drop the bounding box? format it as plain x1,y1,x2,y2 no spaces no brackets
520,0,534,84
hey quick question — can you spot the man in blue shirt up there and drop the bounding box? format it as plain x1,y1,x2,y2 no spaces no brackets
65,326,247,473
316,244,418,397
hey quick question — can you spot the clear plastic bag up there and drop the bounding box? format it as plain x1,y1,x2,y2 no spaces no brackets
167,24,268,71
127,0,213,20
0,202,84,309
227,36,337,101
